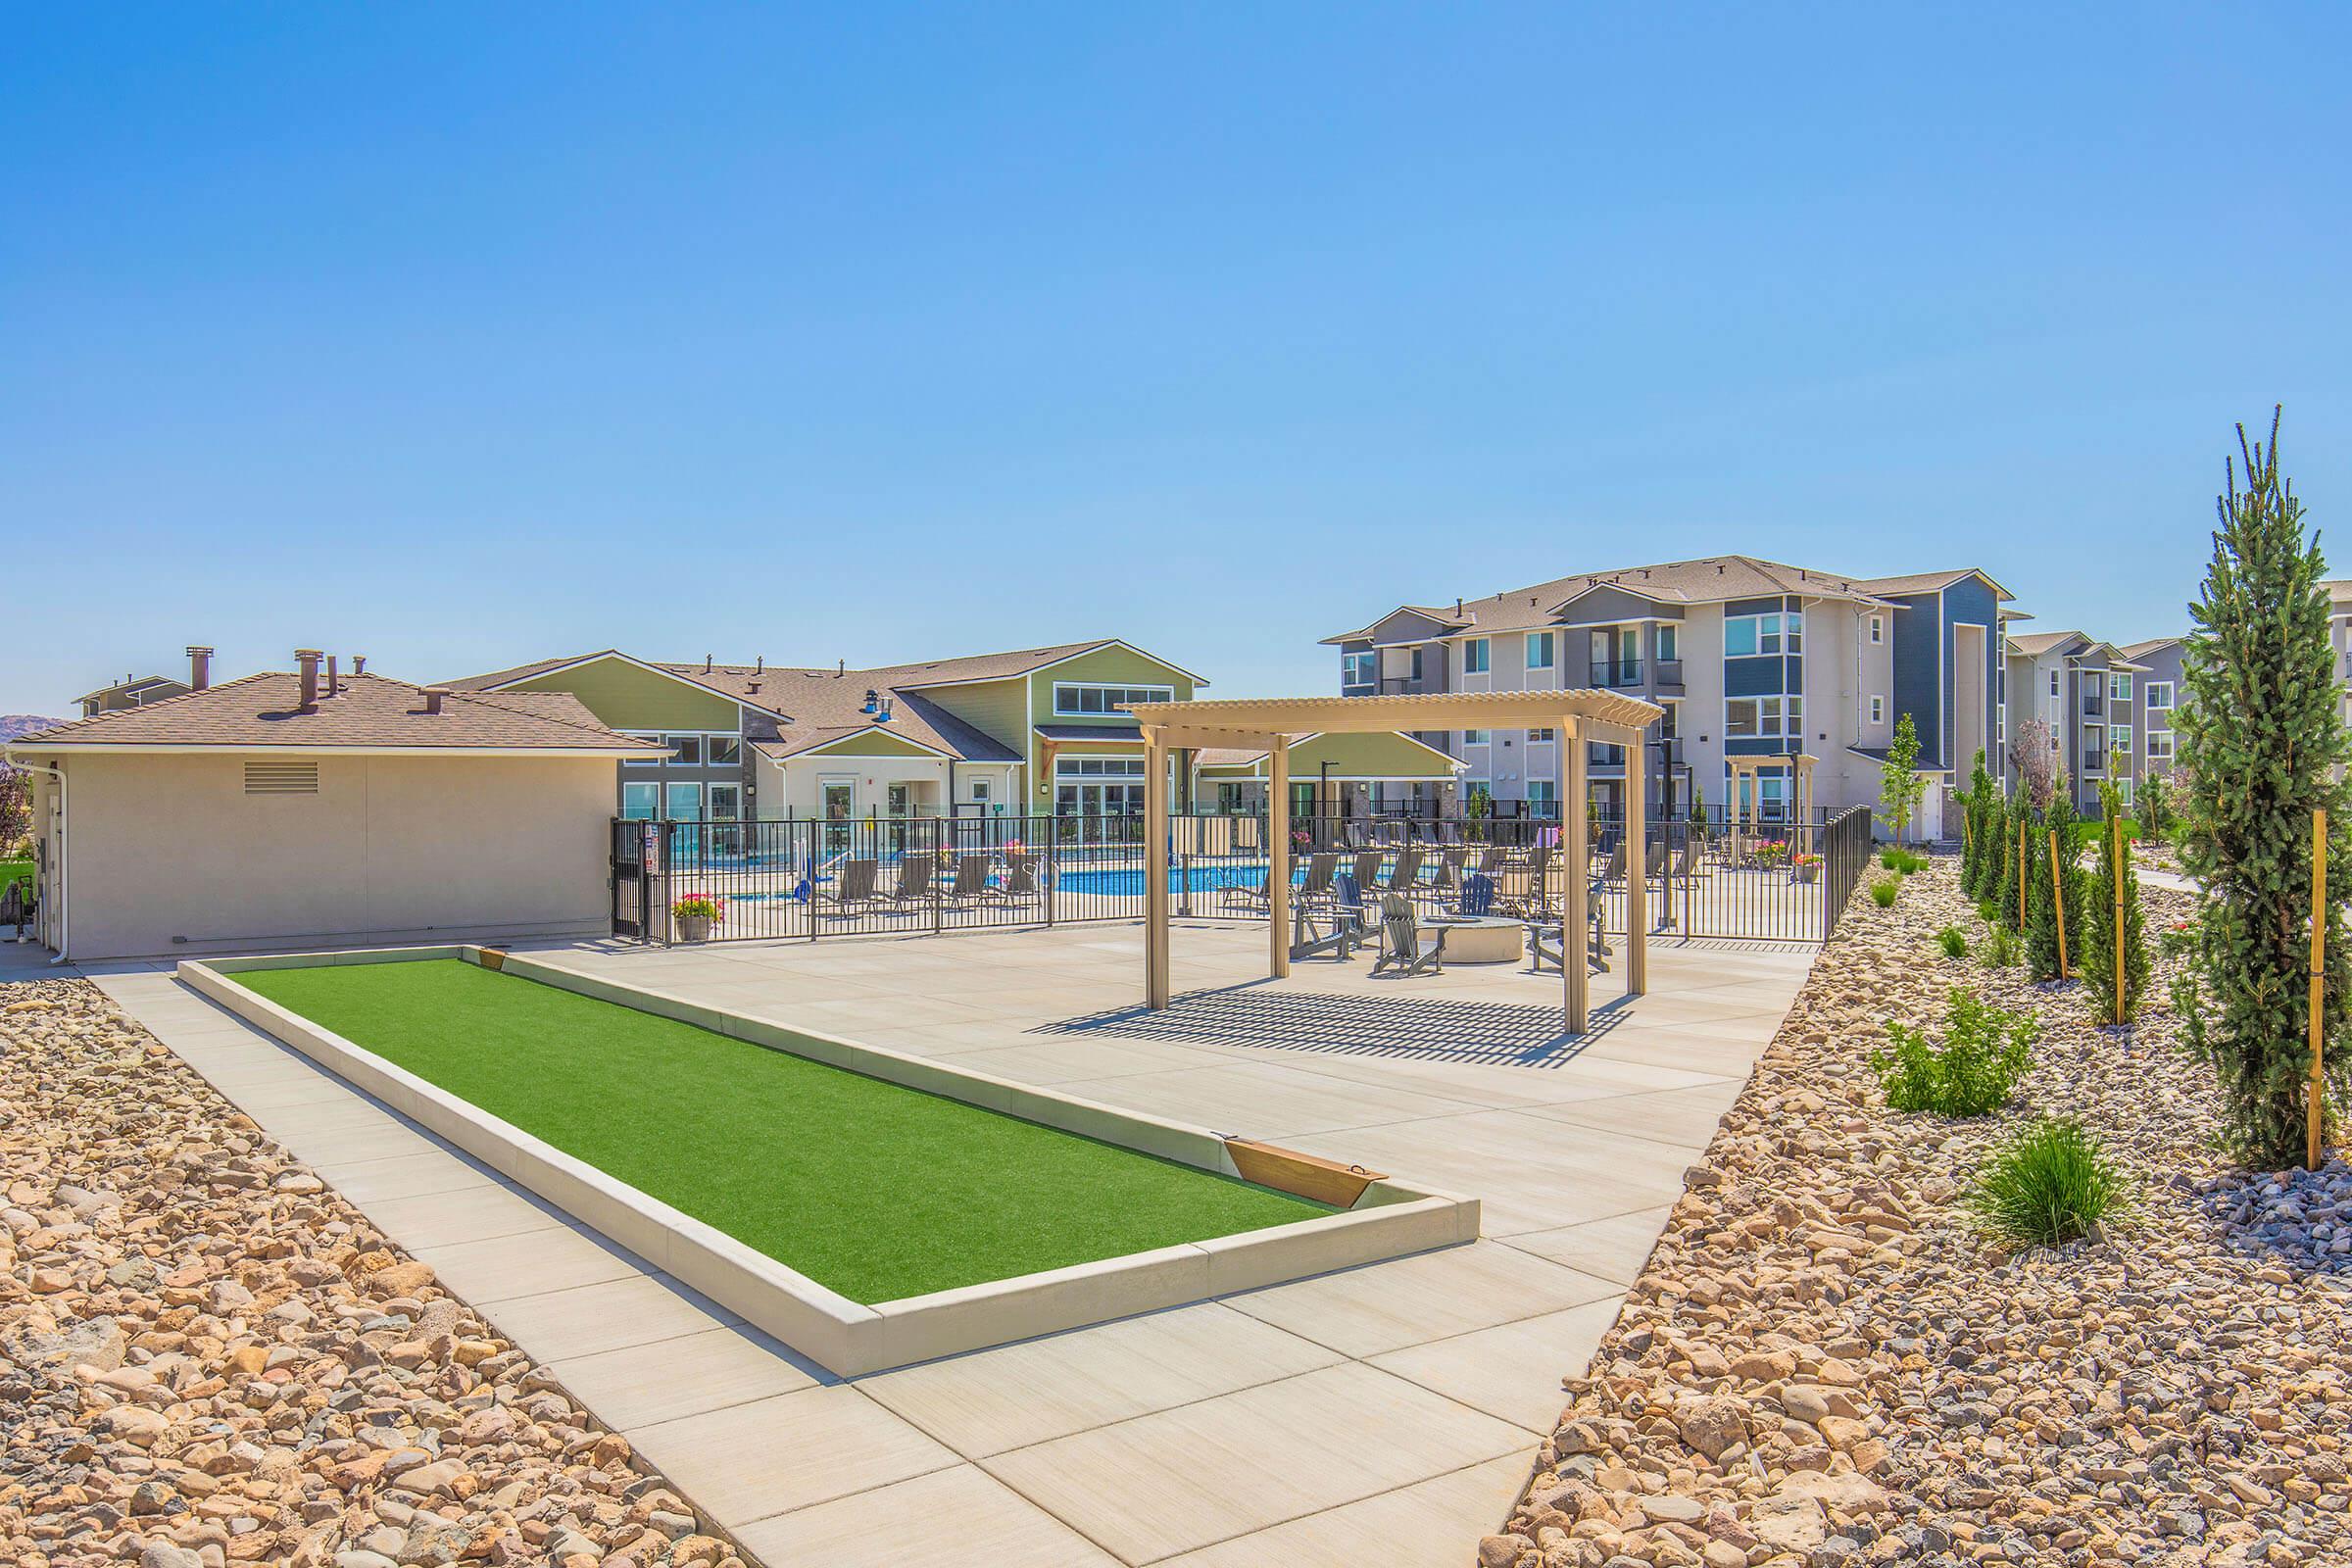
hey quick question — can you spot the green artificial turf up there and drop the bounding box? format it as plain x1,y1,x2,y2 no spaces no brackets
0,858,30,896
238,958,1332,1303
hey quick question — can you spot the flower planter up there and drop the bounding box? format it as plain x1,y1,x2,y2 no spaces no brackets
1791,863,1821,884
676,914,713,942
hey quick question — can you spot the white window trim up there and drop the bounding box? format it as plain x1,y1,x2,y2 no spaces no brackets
1462,638,1492,674
2145,681,2174,710
1723,694,1804,741
1869,695,1885,725
1525,632,1555,670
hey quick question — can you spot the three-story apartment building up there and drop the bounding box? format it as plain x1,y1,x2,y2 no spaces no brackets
2001,631,2154,814
1324,556,2015,838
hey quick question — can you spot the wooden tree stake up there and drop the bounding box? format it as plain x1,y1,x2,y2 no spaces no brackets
2310,808,2328,1172
2047,828,2069,978
2112,813,2129,1026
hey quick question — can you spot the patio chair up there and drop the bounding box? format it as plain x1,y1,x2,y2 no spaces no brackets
1527,879,1613,975
1291,885,1372,961
1296,852,1340,905
1383,846,1425,900
1458,870,1497,917
1343,820,1371,852
1438,819,1467,848
1220,871,1272,912
1347,850,1383,897
1599,840,1627,885
989,851,1043,906
829,858,882,915
1370,894,1446,978
942,854,994,906
1432,848,1467,892
1472,847,1505,880
883,855,936,911
1499,844,1554,920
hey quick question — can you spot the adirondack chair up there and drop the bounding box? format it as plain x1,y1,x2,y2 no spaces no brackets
1528,878,1614,975
1292,875,1373,960
1370,893,1446,978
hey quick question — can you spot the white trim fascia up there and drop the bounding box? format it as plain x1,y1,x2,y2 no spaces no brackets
892,639,1214,693
466,650,797,723
762,729,964,762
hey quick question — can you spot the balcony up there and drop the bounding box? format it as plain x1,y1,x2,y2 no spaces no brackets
1652,658,1685,692
1590,659,1643,689
2082,693,2106,717
2082,749,2106,775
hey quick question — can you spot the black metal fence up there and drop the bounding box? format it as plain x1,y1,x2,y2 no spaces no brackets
614,806,1881,947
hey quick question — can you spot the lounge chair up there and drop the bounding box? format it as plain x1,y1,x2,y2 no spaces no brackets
1384,847,1425,900
1296,852,1340,905
1371,894,1446,977
883,855,935,911
1499,844,1554,920
1432,848,1467,892
829,858,882,915
1343,820,1371,851
942,854,993,906
1221,872,1272,911
990,851,1043,906
1473,847,1505,879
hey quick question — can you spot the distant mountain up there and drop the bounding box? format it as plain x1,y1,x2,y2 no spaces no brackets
1,715,66,743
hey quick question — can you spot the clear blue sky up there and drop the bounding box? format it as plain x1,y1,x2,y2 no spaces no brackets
7,3,2348,714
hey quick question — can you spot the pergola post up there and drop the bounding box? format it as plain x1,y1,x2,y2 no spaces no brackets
1627,722,1647,996
1267,735,1292,980
1563,716,1588,1033
1145,728,1170,1009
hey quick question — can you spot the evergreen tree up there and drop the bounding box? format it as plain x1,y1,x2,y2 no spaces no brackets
2046,785,2088,965
1962,749,1994,897
2023,801,2067,981
2177,409,2352,1167
2139,771,2174,845
2082,779,2149,1023
1996,792,2026,931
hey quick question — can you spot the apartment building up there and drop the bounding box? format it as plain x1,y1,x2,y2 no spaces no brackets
2000,632,2155,813
1323,556,2016,838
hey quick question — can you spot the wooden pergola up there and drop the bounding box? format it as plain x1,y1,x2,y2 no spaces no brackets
1725,752,1818,851
1126,690,1665,1034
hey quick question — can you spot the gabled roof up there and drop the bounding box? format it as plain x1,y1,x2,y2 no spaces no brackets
1853,566,2017,601
1189,731,1465,772
74,673,188,707
446,650,797,721
2007,629,2085,658
5,673,666,756
2118,636,2184,661
1318,606,1471,646
2006,630,2149,669
750,685,1020,762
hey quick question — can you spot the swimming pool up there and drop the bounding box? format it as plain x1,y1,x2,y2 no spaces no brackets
1056,863,1282,898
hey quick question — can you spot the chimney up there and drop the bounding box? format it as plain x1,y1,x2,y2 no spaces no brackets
325,655,339,697
186,646,214,691
296,649,323,709
421,687,449,715
353,655,368,675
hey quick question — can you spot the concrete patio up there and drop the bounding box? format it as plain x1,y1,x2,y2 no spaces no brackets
85,918,1815,1567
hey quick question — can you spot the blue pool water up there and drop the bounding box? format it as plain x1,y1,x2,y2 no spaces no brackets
1056,863,1289,898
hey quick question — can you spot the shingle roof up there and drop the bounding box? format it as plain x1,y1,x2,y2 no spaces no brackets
2007,630,2083,657
749,684,1022,762
2118,636,2183,660
1326,556,1911,643
4,673,665,754
73,674,186,707
1853,567,2013,599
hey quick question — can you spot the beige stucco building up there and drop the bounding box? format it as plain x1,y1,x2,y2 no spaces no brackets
5,655,662,962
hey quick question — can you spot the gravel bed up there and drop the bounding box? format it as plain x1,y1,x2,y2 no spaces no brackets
1481,858,2352,1568
0,979,753,1568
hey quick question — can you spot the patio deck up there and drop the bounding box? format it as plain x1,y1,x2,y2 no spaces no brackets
87,917,1815,1567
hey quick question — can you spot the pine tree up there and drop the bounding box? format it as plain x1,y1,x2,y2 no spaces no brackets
2023,802,2067,981
1961,749,1993,898
1996,792,2026,931
2177,409,2352,1167
2139,771,2175,845
2083,779,2149,1023
2047,785,2088,966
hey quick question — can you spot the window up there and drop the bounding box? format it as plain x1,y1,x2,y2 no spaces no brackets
708,735,741,766
2111,723,2132,755
1870,695,1885,725
1656,701,1679,737
663,781,703,820
1869,614,1885,645
2118,778,2134,806
1461,728,1492,747
669,734,704,765
1054,757,1147,777
1526,632,1555,670
1526,780,1558,812
2109,672,2133,702
619,782,659,820
708,783,741,819
1463,639,1491,674
971,781,991,804
1054,683,1174,716
1342,651,1375,688
2148,731,2176,761
1527,727,1555,744
1656,624,1679,662
1724,612,1802,658
2146,681,2174,710
2048,670,2060,697
1725,696,1802,739
621,731,662,767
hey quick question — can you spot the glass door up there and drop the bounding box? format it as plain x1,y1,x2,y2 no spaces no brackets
820,779,855,856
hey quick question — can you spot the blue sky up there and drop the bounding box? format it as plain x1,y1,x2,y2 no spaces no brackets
6,3,2348,714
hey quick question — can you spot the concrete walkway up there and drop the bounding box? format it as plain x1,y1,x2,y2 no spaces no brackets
89,920,1814,1567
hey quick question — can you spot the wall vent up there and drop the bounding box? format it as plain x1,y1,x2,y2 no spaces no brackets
244,760,319,795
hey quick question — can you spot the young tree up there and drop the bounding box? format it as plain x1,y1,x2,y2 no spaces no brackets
2138,769,2174,845
2023,799,2067,981
1995,791,2026,931
2046,784,2088,963
2082,779,2149,1023
0,764,28,854
1879,712,1926,845
2177,409,2352,1167
1961,749,1993,897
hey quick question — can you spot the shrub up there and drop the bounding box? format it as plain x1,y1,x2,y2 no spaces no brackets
1977,897,1999,925
1880,848,1927,876
1965,1119,2129,1247
1869,878,1899,908
1980,922,2021,969
2139,770,2175,845
2177,410,2352,1166
1936,924,1969,959
1870,987,2036,1115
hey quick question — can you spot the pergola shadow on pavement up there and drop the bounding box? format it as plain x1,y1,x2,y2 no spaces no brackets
1129,690,1666,1033
1034,987,1623,1068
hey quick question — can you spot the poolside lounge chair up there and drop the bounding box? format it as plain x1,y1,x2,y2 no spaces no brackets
942,854,993,906
1343,820,1371,852
1498,844,1554,920
1473,847,1505,880
989,851,1043,906
1297,852,1340,905
1384,847,1425,900
1370,894,1446,978
884,855,935,910
1599,840,1627,885
830,858,882,915
1432,848,1466,892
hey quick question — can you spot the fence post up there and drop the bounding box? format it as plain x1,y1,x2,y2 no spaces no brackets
2046,827,2069,978
807,820,820,941
2310,807,2328,1172
1044,820,1056,927
932,817,946,934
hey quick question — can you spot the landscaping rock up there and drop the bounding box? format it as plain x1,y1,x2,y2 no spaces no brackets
0,978,725,1568
1487,859,2352,1567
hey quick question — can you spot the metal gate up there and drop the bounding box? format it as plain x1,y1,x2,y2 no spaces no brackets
610,819,653,940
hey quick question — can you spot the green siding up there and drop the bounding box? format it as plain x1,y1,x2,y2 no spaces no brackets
1024,645,1199,804
920,678,1027,753
1197,732,1455,780
795,730,943,761
508,657,739,732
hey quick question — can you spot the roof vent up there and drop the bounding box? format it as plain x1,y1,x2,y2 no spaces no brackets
704,654,713,673
185,646,214,691
877,698,894,722
747,678,762,695
861,688,878,714
1454,598,1463,616
421,687,450,715
295,649,323,710
353,656,367,674
755,656,764,674
838,658,846,675
324,655,339,698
